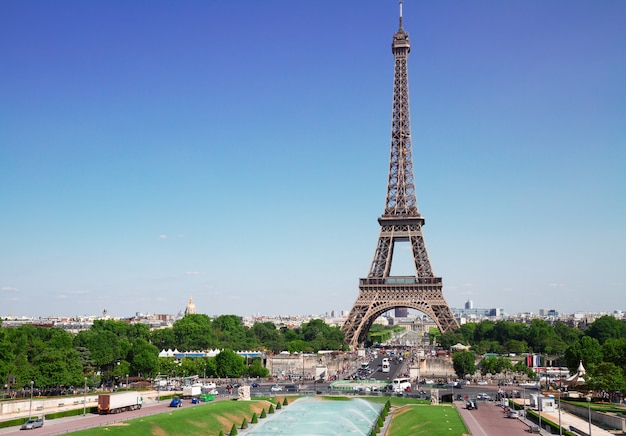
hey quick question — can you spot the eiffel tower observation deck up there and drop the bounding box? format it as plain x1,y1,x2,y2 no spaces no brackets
342,2,458,349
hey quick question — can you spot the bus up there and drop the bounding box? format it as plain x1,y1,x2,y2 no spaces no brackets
392,377,412,393
382,358,390,373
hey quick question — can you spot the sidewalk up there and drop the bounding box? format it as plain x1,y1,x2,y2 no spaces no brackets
534,407,615,436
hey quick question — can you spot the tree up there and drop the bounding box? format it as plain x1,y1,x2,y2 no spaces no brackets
171,314,216,351
247,358,269,378
479,356,512,376
215,349,245,378
452,351,476,379
439,330,466,350
585,315,626,344
128,338,159,377
563,336,603,372
585,362,626,393
601,338,626,373
527,319,566,354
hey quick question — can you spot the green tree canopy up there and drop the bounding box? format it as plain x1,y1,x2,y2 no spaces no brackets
585,315,626,344
452,351,476,379
215,349,246,378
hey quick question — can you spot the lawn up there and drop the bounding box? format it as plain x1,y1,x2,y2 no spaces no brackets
386,403,469,436
70,399,278,436
69,396,469,436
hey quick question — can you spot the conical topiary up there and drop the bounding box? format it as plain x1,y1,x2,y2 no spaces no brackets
251,412,258,423
377,416,384,428
229,423,238,435
267,404,274,414
218,432,224,436
282,397,288,406
241,418,248,429
276,401,282,410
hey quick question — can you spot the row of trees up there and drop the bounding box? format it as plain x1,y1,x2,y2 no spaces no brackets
2,312,624,393
0,315,345,390
446,316,626,394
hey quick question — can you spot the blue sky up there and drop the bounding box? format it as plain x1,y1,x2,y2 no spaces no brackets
1,1,625,319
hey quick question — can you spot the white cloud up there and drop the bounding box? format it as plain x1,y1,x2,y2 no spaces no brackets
185,272,205,276
1,287,19,292
548,283,566,288
159,234,168,239
57,290,91,299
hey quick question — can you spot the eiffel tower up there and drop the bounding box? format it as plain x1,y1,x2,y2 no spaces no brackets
342,3,458,349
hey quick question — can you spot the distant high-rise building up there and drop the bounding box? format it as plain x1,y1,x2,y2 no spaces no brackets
465,299,473,309
395,307,408,318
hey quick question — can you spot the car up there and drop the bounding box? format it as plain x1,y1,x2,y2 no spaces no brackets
476,380,488,385
169,397,183,407
285,384,298,392
466,400,477,410
251,382,260,388
191,397,200,404
21,418,44,430
507,410,520,419
270,385,283,392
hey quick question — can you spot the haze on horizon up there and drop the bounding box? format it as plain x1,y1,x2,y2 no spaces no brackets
1,1,625,319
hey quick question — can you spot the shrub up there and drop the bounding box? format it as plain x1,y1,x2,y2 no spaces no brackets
241,418,248,429
229,423,238,435
251,412,258,423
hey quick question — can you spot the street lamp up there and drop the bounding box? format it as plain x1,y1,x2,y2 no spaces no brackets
126,374,129,390
83,377,87,416
587,395,592,436
28,381,34,419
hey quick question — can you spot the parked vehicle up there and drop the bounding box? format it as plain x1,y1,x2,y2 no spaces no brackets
191,397,200,404
270,385,283,392
183,385,202,398
169,396,183,407
466,399,478,410
20,418,44,430
97,392,143,414
285,384,299,392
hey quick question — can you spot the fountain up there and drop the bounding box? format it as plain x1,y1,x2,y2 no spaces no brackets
244,397,384,435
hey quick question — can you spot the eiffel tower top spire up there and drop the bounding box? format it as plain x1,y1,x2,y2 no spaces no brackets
385,1,418,218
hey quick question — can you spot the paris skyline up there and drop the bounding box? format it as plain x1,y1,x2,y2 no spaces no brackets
2,1,625,319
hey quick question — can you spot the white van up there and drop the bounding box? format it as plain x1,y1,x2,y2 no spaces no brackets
392,377,411,393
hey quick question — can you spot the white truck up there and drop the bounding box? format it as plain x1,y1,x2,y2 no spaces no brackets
97,392,143,414
182,385,202,398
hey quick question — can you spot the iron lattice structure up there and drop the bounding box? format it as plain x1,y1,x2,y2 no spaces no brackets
342,4,458,349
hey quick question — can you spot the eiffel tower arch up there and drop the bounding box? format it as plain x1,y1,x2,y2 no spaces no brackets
342,3,458,349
